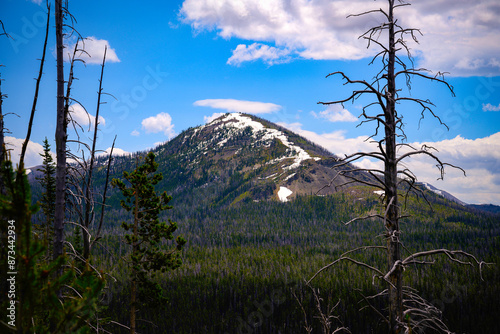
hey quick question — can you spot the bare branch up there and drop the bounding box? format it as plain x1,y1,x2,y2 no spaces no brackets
0,19,12,39
308,246,387,284
356,289,390,325
19,5,50,169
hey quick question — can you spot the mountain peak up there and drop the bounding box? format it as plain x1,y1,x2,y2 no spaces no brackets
152,112,354,205
196,112,321,171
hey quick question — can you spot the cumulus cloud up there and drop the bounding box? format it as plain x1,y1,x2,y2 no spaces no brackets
204,112,225,124
180,0,500,76
97,147,130,157
66,36,120,64
277,122,377,158
131,130,140,136
311,105,358,123
278,122,500,205
4,136,46,168
141,112,176,139
194,99,282,114
482,103,500,112
68,104,106,129
227,43,291,66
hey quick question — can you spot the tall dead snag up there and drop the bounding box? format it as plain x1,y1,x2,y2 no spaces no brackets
310,1,488,333
53,0,66,261
19,3,50,170
0,18,12,194
82,45,107,260
0,71,5,194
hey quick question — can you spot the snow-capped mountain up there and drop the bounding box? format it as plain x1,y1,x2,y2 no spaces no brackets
30,112,485,211
148,112,362,205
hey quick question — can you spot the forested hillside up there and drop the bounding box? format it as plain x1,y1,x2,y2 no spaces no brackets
26,114,500,333
93,188,500,333
3,1,500,333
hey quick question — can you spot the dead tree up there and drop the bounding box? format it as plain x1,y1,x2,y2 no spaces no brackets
293,282,351,334
53,0,66,261
310,1,489,333
53,0,82,262
0,71,5,194
19,3,50,169
82,45,107,260
0,19,13,194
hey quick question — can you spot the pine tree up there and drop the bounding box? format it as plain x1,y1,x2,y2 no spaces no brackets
0,159,103,333
112,152,186,334
35,137,56,257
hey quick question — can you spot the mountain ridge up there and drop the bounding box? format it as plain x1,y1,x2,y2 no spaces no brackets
27,112,498,211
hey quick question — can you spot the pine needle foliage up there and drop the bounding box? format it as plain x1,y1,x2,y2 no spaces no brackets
35,137,56,258
112,152,186,333
0,159,103,333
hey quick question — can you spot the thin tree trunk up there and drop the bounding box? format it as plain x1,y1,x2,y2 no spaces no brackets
0,72,5,193
130,186,139,334
92,135,116,248
385,1,403,333
53,0,66,261
82,46,107,260
19,5,50,170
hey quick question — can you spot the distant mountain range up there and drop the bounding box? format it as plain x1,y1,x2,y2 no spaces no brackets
27,113,499,214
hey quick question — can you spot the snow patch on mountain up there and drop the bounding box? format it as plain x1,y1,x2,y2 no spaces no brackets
206,113,315,170
422,182,442,196
278,186,293,202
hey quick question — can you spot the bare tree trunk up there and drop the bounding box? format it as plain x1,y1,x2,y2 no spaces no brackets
53,0,66,261
19,4,50,170
0,72,5,193
385,2,403,333
92,135,116,248
82,46,107,260
309,1,485,333
130,188,139,334
0,20,7,172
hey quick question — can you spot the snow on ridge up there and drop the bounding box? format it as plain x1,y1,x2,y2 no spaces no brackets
211,113,314,170
278,186,293,202
422,182,443,196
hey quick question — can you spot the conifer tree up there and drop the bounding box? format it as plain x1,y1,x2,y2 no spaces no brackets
0,158,103,333
35,137,56,257
112,152,186,334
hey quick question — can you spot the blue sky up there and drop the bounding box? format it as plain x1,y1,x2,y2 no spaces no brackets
2,0,500,205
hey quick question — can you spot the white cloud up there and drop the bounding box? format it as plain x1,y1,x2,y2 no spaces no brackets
180,0,500,76
154,141,165,147
194,99,282,114
97,147,130,157
278,121,500,205
4,136,46,168
227,43,291,66
141,112,176,139
482,103,500,112
278,122,377,158
204,112,225,124
311,105,358,123
131,130,140,136
66,36,120,64
68,104,106,129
